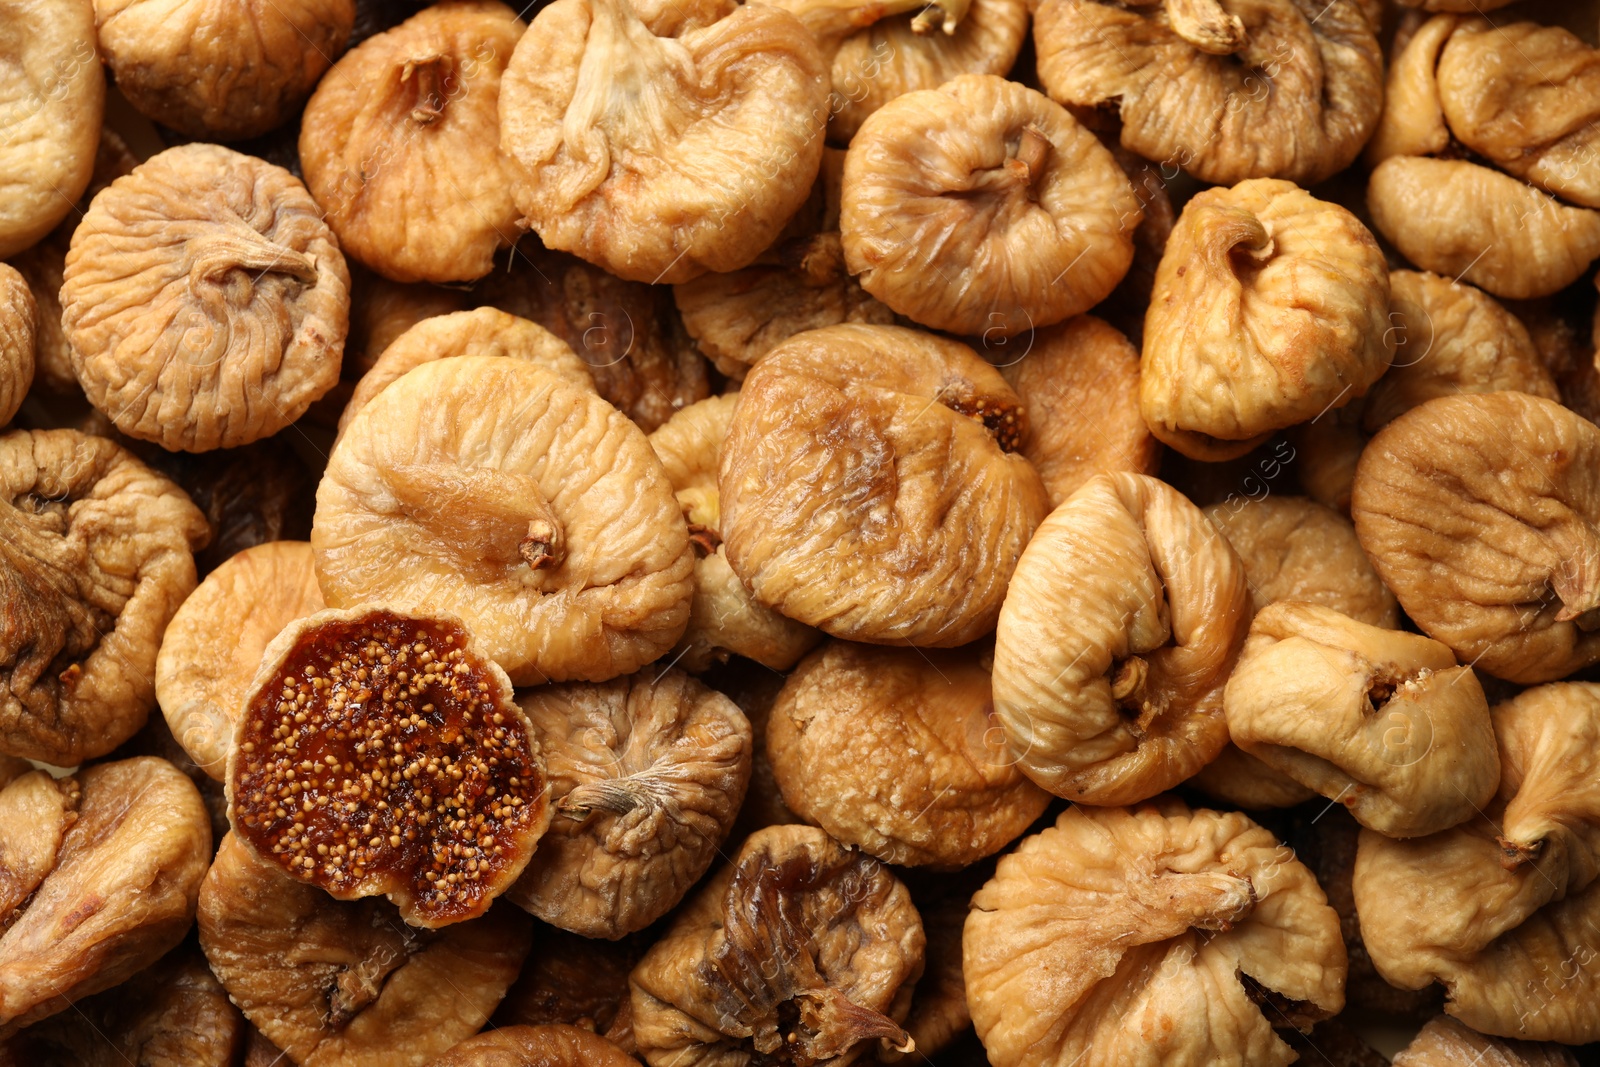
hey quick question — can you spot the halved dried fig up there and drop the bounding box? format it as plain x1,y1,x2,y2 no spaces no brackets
1,429,208,764
767,641,1049,868
0,0,103,258
993,472,1250,804
61,143,351,452
720,324,1047,647
428,1024,639,1066
508,667,751,939
1352,391,1600,683
301,1,525,283
649,394,819,672
1140,179,1392,461
630,823,924,1067
1392,1016,1578,1067
0,757,211,1036
227,606,550,927
314,355,694,684
199,831,533,1067
964,800,1346,1067
1033,0,1382,186
95,0,354,140
0,265,33,426
498,0,828,283
841,74,1139,338
156,541,326,780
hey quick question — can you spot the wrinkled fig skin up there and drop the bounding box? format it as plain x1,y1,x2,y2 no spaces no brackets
630,824,925,1067
1225,603,1499,837
499,0,829,284
314,355,695,685
427,1024,640,1066
1364,11,1457,166
0,0,103,259
1033,0,1382,187
0,430,209,764
719,324,1048,647
992,472,1250,805
61,143,352,452
1367,157,1600,300
155,541,326,780
1393,1016,1579,1067
1140,179,1393,461
1352,392,1600,684
494,922,644,1038
964,801,1347,1067
841,75,1139,338
200,832,534,1067
1437,19,1600,210
300,1,526,284
95,0,355,140
767,642,1050,869
0,758,212,1037
1354,683,1600,1043
509,667,752,939
0,265,33,426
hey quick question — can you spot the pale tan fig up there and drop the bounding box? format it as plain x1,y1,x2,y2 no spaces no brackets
964,801,1346,1067
1365,13,1457,166
0,265,33,426
428,1025,640,1066
992,472,1250,804
1186,743,1315,809
313,355,695,685
1393,1016,1577,1067
841,74,1139,338
1140,179,1392,460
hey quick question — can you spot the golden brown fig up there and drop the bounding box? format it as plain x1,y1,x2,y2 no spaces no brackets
495,923,643,1039
630,824,924,1067
1033,0,1381,186
0,265,32,426
648,394,820,672
429,1025,639,1066
1367,157,1600,300
1352,391,1600,683
227,607,550,928
0,758,212,1036
508,667,751,939
1,429,208,764
1225,602,1499,837
841,74,1139,338
1140,179,1392,461
964,801,1346,1067
992,472,1250,804
1392,1016,1578,1067
314,355,694,684
766,641,1048,868
95,0,354,140
0,0,103,259
1186,743,1315,809
300,1,525,284
61,144,351,452
1353,683,1600,1043
199,831,533,1067
498,0,828,284
720,324,1047,647
155,541,326,780
1364,13,1457,166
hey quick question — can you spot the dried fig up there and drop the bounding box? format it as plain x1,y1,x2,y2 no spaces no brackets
344,267,468,381
1352,391,1600,683
428,1024,639,1066
0,265,32,427
315,355,694,684
0,0,103,258
95,0,354,140
156,541,326,780
998,315,1159,509
720,324,1048,647
227,606,551,927
1364,12,1457,166
300,1,525,284
964,801,1346,1067
495,922,643,1038
1392,1016,1578,1067
841,74,1139,338
1033,0,1382,186
0,757,212,1036
992,472,1250,804
1186,743,1315,809
648,394,820,672
766,641,1049,868
1140,179,1392,461
1,429,208,764
629,823,925,1067
61,143,351,452
199,831,533,1067
498,0,828,284
508,667,751,939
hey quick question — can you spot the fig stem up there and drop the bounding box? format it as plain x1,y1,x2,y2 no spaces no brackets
401,54,455,125
557,777,663,820
1165,0,1247,54
189,223,318,288
786,0,971,39
1010,125,1051,187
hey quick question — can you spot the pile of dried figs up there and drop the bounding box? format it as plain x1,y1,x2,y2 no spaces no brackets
4,0,1600,1062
